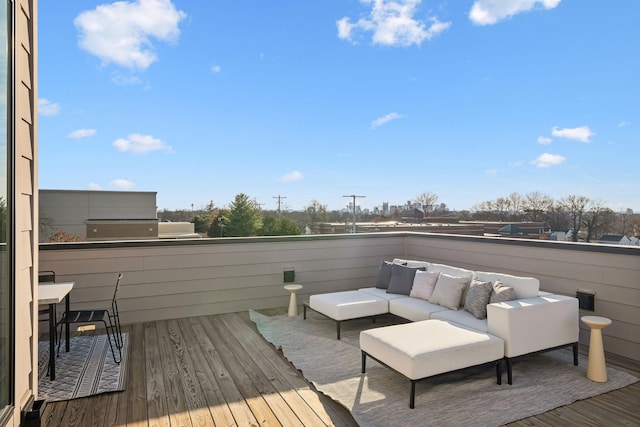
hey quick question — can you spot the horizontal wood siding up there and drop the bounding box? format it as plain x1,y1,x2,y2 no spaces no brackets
38,233,639,362
39,235,405,325
406,233,640,362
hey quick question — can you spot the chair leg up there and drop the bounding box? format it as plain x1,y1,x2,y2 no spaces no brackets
104,319,122,364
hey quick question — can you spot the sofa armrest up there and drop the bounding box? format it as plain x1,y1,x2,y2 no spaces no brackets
487,294,579,358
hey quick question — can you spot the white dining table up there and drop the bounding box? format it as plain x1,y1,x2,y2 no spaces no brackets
38,281,74,380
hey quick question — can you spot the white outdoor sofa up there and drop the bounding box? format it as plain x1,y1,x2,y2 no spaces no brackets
304,258,580,407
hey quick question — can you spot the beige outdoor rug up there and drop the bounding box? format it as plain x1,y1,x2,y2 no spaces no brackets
250,310,638,427
38,332,129,402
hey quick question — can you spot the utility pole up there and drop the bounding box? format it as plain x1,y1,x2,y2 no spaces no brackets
273,195,287,214
343,195,366,233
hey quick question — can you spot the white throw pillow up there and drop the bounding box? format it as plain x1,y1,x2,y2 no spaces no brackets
428,273,468,310
409,270,440,300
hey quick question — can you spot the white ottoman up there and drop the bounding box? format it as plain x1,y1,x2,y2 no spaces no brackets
304,290,389,339
360,319,505,408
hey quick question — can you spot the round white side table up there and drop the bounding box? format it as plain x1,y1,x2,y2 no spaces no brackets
284,284,303,317
581,315,612,382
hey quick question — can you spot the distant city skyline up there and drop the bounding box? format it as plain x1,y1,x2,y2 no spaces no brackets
37,1,639,212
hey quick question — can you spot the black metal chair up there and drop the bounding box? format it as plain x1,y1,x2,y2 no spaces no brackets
38,270,60,331
57,273,124,364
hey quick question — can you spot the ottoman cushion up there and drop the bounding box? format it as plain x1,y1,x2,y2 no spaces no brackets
360,319,504,380
310,290,388,321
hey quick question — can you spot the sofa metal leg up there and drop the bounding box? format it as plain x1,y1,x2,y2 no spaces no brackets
303,303,307,320
410,380,416,409
336,321,341,340
505,358,513,385
361,351,367,374
496,360,502,385
572,342,579,366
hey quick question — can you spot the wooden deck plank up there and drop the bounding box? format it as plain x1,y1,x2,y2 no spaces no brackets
155,320,193,427
219,312,335,426
198,315,283,426
237,310,359,427
187,316,259,426
213,313,317,426
176,317,238,427
164,319,215,426
57,397,87,427
144,322,170,427
41,311,640,427
126,323,149,427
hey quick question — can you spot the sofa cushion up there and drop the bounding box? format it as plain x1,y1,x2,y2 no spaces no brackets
464,279,494,319
473,271,539,299
358,287,407,301
374,261,394,289
428,263,474,303
489,280,516,303
387,264,425,295
432,309,489,332
389,296,447,321
409,270,439,300
428,273,468,310
405,260,430,270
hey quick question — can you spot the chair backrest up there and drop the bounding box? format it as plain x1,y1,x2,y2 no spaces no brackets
38,270,56,283
112,273,123,301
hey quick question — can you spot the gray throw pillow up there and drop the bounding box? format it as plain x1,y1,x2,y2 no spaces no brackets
387,264,425,295
374,261,394,289
464,279,494,319
490,280,516,303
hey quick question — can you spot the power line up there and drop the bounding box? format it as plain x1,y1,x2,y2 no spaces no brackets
273,195,287,213
343,195,366,233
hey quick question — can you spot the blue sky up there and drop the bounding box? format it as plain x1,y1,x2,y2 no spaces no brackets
38,0,639,212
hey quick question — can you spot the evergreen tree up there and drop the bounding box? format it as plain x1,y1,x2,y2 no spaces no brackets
225,194,262,237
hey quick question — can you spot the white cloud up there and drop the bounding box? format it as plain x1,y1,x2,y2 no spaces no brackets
111,73,144,86
371,112,403,128
537,136,552,144
39,98,60,116
531,153,566,168
509,161,524,167
618,120,630,127
280,171,304,183
87,182,102,190
469,0,561,26
551,126,594,143
485,169,497,176
337,0,451,47
74,0,186,70
109,179,135,189
68,128,97,139
211,65,221,73
113,133,173,153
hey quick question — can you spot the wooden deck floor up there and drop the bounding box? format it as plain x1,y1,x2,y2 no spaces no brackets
42,310,640,427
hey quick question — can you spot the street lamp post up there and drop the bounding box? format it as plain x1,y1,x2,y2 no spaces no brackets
343,194,366,233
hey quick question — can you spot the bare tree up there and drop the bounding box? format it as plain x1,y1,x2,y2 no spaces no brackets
558,195,590,242
414,192,439,219
583,202,616,242
507,192,525,218
524,192,553,222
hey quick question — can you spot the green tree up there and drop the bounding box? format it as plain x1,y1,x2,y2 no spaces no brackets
278,217,302,235
225,193,262,237
260,213,302,236
207,209,228,237
260,214,281,236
